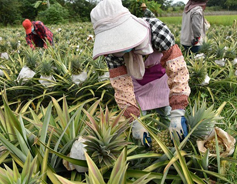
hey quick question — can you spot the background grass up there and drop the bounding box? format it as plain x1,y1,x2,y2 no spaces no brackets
159,15,237,26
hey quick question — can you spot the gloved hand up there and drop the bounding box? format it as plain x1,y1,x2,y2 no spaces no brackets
132,119,151,147
191,37,200,46
169,109,188,141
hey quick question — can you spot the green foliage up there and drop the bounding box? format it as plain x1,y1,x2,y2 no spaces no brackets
38,3,69,24
0,153,41,184
70,55,82,75
39,56,54,76
66,0,96,22
0,0,22,26
21,0,38,20
24,48,39,70
0,19,237,184
83,104,131,167
159,15,237,26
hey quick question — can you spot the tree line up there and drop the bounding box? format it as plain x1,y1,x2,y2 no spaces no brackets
0,0,236,26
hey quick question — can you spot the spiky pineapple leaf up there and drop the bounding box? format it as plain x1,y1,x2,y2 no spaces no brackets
185,99,223,140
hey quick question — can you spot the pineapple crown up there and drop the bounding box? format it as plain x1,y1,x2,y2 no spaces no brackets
83,106,131,167
39,56,54,76
185,99,223,140
70,55,82,75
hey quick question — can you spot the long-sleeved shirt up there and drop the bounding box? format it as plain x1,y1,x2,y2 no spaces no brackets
143,8,156,18
25,21,53,49
180,6,205,46
105,18,190,112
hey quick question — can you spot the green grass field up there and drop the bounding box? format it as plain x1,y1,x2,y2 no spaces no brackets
159,15,237,26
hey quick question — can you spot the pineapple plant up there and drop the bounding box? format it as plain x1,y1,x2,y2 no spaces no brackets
188,58,207,86
199,40,213,56
151,100,223,154
0,40,8,53
0,153,41,184
9,38,18,50
83,106,131,167
215,45,225,60
25,48,39,70
70,55,82,75
38,55,56,87
70,54,87,85
39,57,54,76
17,48,39,83
225,48,236,60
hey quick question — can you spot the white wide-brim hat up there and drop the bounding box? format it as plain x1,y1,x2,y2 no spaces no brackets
90,0,149,60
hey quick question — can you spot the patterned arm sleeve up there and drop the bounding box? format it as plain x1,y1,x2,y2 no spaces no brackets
105,55,140,121
145,18,190,110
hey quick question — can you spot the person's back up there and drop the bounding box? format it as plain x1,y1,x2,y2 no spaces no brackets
180,0,208,54
181,6,204,46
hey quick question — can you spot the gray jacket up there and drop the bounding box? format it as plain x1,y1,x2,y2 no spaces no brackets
180,6,206,46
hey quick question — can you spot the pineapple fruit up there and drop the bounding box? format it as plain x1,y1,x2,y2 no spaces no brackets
151,129,173,153
204,137,226,154
151,100,222,154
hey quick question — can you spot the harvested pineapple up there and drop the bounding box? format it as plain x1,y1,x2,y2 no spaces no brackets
204,137,226,154
197,127,236,157
151,100,222,154
151,129,173,153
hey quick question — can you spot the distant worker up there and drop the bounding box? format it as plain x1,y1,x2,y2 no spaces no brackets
22,19,54,49
141,3,156,18
233,19,236,29
180,0,208,54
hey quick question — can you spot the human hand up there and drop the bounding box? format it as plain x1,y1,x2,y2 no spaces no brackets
169,109,188,141
191,37,200,46
132,119,151,147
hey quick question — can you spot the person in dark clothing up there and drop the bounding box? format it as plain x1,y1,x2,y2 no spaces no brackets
22,19,54,49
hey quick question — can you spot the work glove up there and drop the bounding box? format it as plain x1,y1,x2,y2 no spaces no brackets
132,119,152,148
169,109,188,141
191,37,200,46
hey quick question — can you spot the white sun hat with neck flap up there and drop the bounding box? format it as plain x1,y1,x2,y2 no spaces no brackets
90,0,150,60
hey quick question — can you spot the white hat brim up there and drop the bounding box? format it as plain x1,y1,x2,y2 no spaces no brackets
92,17,149,59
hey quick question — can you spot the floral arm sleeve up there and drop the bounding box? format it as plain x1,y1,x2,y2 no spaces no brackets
145,18,191,110
161,45,190,110
105,55,140,121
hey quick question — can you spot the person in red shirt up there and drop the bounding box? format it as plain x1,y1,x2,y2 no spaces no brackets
22,19,54,49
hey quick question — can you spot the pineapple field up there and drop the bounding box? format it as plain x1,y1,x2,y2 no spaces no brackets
0,21,237,184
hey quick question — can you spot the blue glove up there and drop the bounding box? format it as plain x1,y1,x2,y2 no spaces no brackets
169,109,188,141
143,132,152,148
